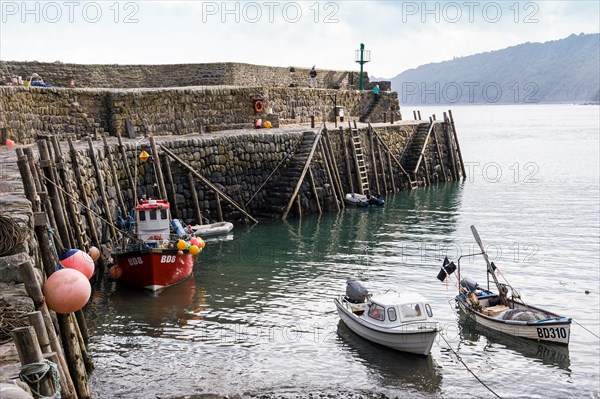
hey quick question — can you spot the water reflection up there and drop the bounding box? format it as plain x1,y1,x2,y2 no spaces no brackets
458,312,571,371
336,321,442,395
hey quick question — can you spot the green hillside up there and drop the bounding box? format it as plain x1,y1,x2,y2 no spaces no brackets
390,33,599,104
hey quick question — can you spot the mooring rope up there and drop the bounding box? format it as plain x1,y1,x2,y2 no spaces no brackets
572,319,600,339
19,359,61,399
0,213,27,257
438,331,502,399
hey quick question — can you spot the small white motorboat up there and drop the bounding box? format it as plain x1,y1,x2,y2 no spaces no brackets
189,221,234,237
334,279,438,356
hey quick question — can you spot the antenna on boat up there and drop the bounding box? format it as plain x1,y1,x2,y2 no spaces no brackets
470,225,508,306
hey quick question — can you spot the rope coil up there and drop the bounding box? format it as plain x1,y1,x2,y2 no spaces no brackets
19,359,61,398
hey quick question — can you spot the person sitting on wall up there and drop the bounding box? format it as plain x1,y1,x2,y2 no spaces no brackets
29,73,52,88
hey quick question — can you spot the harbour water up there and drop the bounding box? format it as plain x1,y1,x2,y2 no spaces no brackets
87,104,600,398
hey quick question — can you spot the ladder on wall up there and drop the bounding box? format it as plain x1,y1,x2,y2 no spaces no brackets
349,121,369,195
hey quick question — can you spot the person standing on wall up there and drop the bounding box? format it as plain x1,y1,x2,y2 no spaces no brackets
372,84,380,98
309,66,317,88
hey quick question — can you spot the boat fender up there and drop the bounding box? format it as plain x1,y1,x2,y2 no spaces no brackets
172,219,187,237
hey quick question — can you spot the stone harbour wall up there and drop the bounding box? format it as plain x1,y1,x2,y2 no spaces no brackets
0,86,401,144
0,61,368,90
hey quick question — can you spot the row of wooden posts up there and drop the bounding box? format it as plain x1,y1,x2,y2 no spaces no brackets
16,141,96,399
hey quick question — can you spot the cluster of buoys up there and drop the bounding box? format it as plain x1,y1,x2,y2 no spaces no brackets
176,237,205,256
42,247,100,314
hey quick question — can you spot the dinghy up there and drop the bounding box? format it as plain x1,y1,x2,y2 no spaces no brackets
189,221,234,237
437,225,571,345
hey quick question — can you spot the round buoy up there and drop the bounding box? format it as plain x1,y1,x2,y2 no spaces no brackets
88,246,101,262
177,249,184,255
176,240,187,250
6,139,15,147
60,249,95,279
199,238,206,249
263,121,272,128
108,265,122,280
43,269,91,314
189,245,200,255
189,237,200,247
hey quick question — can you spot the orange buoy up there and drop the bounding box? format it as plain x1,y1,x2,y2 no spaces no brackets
176,240,188,250
189,245,200,255
177,249,184,255
60,249,95,279
88,246,101,262
108,265,123,280
43,269,91,314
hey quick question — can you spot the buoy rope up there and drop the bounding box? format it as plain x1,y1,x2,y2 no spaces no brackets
572,319,600,339
19,359,61,398
438,331,502,398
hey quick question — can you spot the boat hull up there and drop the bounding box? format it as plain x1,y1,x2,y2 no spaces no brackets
335,298,437,356
457,296,571,345
114,248,195,291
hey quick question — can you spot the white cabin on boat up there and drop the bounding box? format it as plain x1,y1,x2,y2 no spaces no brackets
135,199,171,241
363,292,434,327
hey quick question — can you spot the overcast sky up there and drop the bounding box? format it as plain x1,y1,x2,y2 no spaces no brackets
1,1,598,78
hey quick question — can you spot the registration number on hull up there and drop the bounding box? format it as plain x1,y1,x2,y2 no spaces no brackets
537,327,567,340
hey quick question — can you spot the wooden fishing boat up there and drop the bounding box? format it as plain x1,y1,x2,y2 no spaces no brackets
437,226,571,345
334,279,438,356
112,199,199,291
189,221,234,237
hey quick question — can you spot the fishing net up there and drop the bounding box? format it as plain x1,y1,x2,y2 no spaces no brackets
0,303,29,344
0,213,27,257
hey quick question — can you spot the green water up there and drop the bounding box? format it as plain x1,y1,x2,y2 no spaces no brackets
88,104,599,398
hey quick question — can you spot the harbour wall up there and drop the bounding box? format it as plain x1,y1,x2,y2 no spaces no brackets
0,61,369,90
0,86,400,144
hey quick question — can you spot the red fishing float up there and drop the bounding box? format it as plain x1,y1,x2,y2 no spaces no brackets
108,265,123,280
88,246,101,262
60,249,95,279
43,269,91,314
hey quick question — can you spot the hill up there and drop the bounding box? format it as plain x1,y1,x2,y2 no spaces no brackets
389,33,600,104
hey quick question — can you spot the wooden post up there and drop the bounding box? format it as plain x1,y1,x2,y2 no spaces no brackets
57,313,92,399
311,115,315,128
51,136,88,251
148,137,168,200
18,262,76,399
215,191,223,222
188,173,203,225
412,110,417,120
27,312,51,353
103,136,127,217
443,113,458,180
296,194,302,218
160,145,258,224
390,112,394,124
116,131,136,205
340,127,354,193
387,151,396,192
375,137,388,193
432,126,448,182
308,168,322,215
87,137,118,239
383,113,387,123
422,155,431,186
38,139,72,249
71,313,94,373
319,141,341,212
323,131,345,206
368,127,381,194
162,157,180,218
417,110,422,120
448,109,466,179
67,138,102,251
11,327,57,397
0,127,7,145
46,138,76,248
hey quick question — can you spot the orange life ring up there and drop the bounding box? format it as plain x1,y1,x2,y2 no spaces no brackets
253,99,264,113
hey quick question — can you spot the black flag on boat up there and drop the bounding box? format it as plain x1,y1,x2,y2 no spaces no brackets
487,261,497,273
437,257,457,281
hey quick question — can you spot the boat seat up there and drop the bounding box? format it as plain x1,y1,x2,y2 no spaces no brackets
482,304,509,317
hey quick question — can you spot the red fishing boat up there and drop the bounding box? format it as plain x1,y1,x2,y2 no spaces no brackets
112,199,200,291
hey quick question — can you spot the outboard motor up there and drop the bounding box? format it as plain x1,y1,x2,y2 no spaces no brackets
460,276,479,292
346,278,369,303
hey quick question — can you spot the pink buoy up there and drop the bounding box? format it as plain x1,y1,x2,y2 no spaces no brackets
189,237,200,247
88,246,101,262
60,249,95,279
108,265,122,280
43,269,91,314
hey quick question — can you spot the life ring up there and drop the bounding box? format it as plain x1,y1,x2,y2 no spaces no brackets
253,99,264,113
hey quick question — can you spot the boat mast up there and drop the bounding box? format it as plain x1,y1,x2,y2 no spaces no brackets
470,225,508,306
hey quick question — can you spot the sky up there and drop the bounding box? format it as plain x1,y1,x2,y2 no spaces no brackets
1,1,599,78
